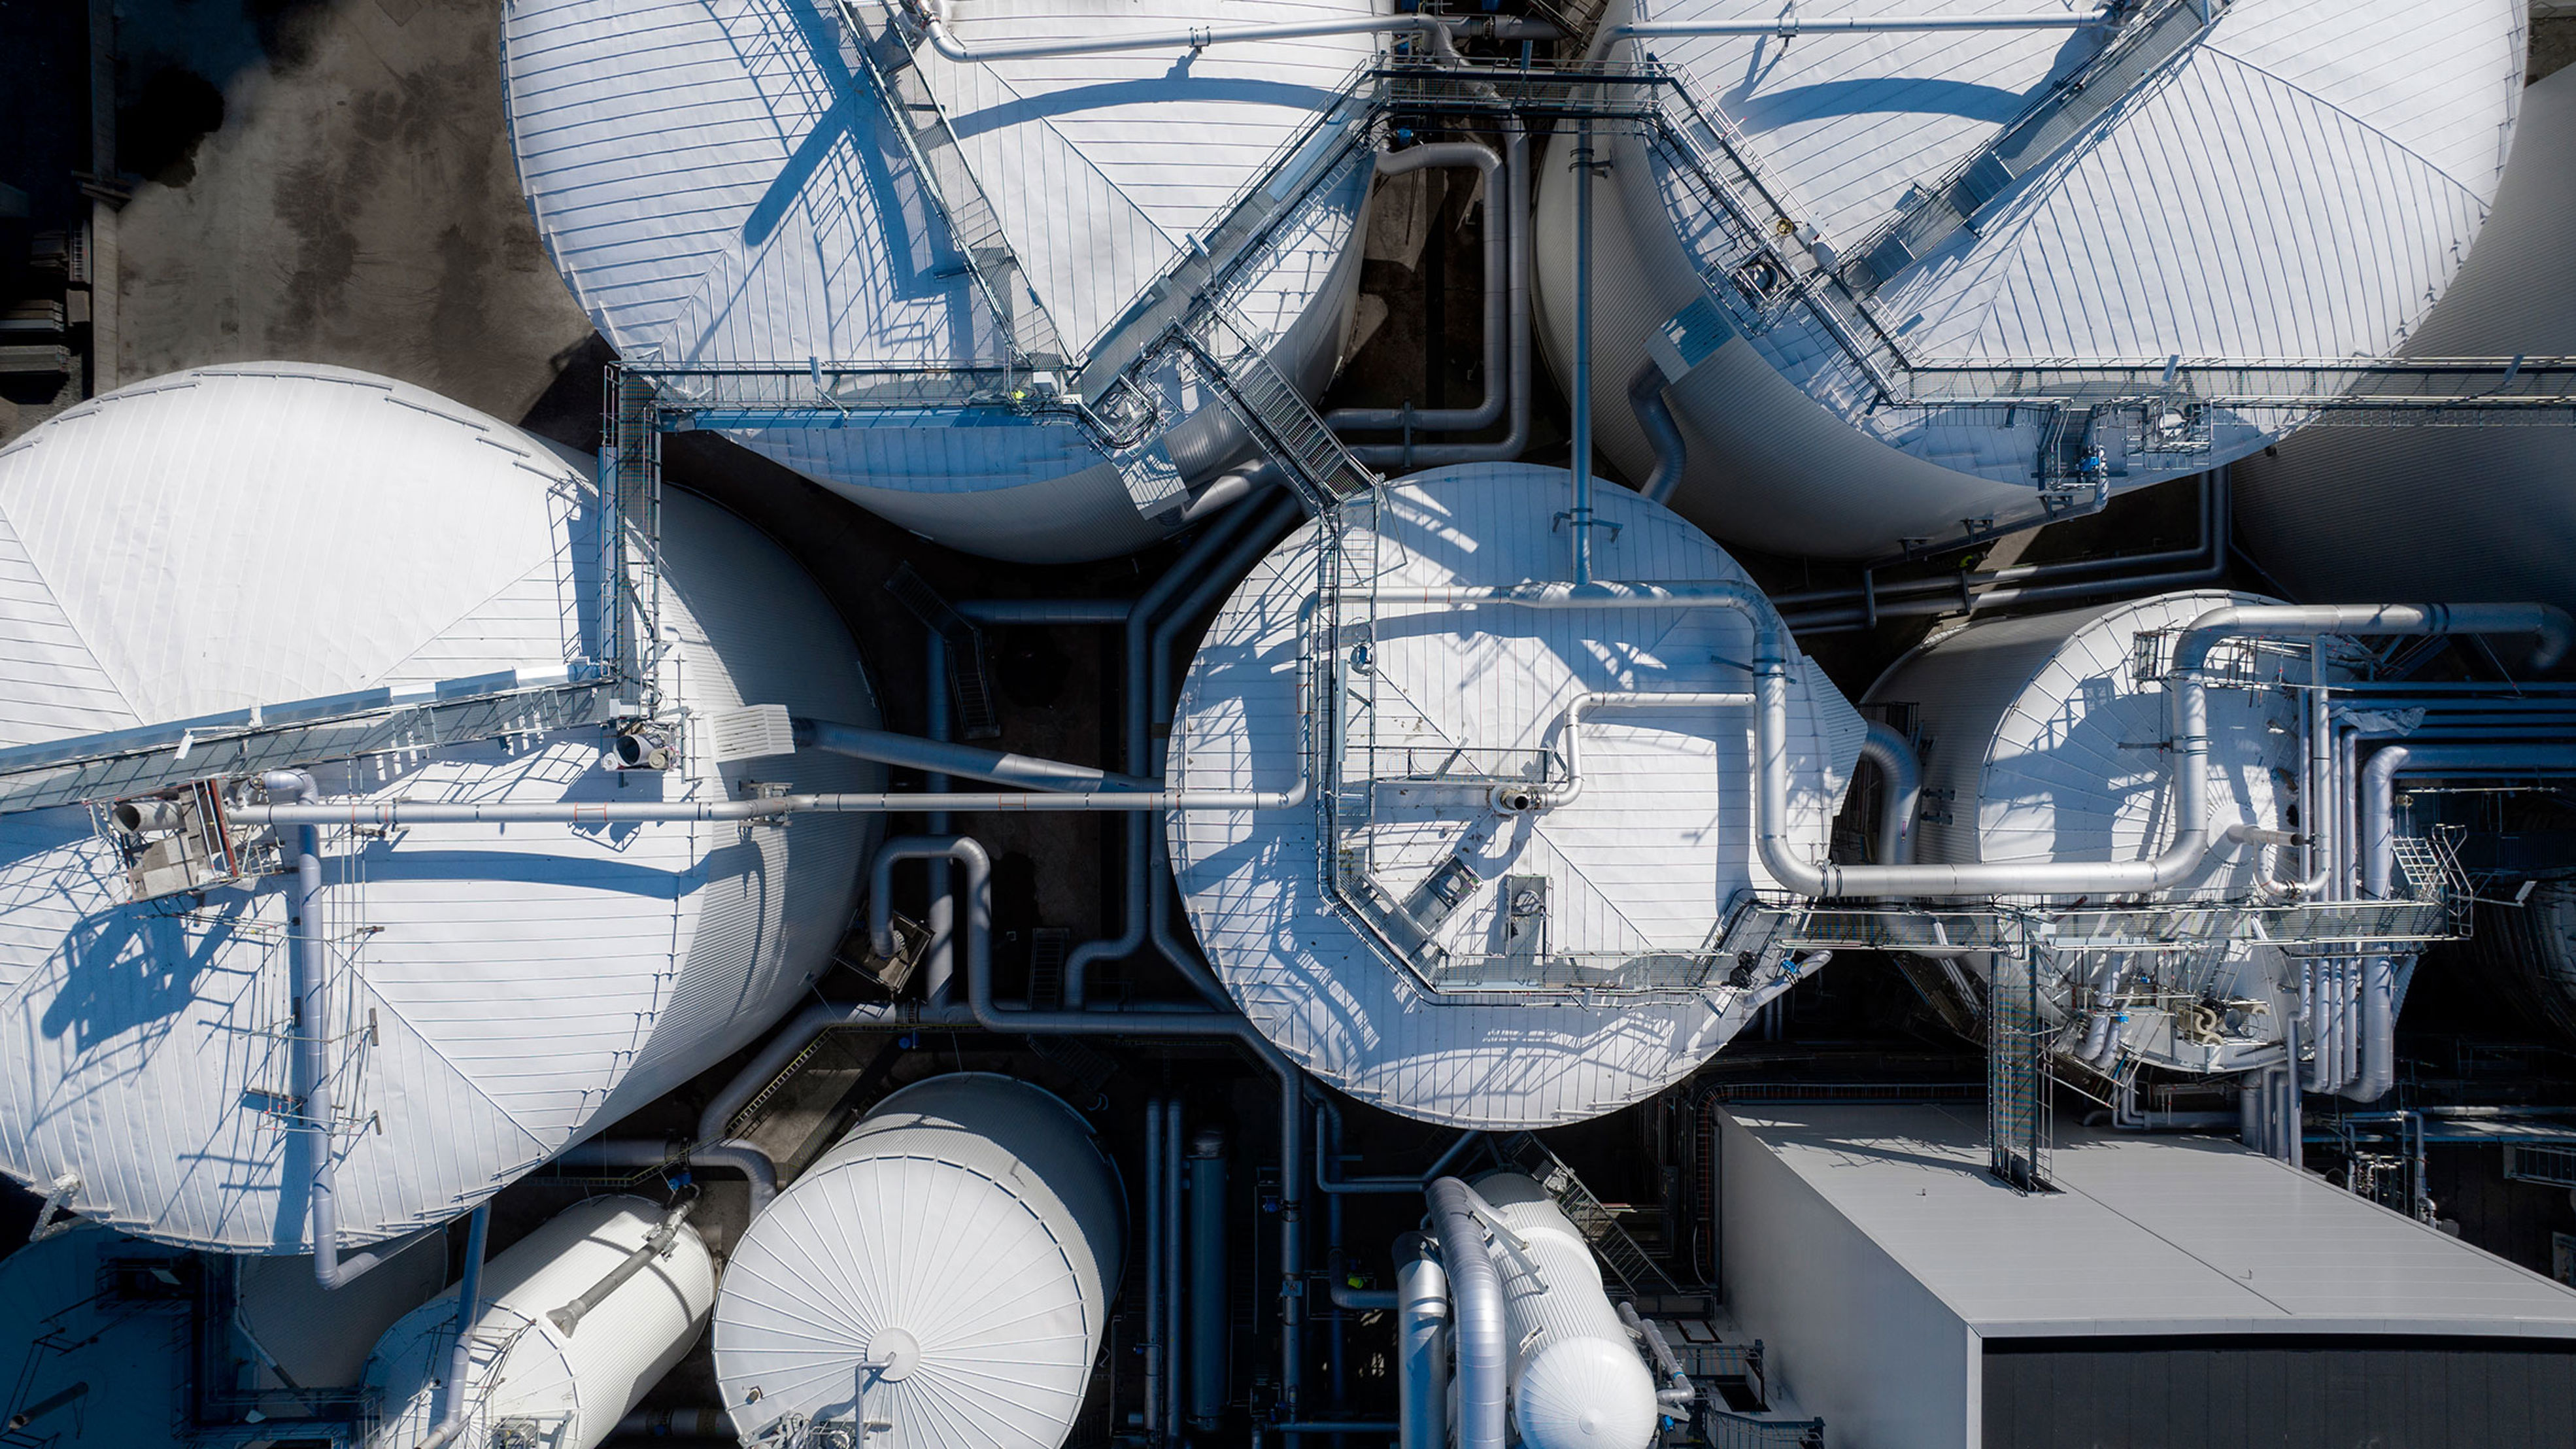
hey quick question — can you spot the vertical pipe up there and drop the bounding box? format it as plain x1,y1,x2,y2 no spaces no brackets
923,634,956,1001
1392,1232,1448,1449
1326,1184,1347,1449
1187,1128,1230,1429
1281,1071,1305,1421
1145,1098,1164,1439
1166,1098,1186,1440
1423,1180,1506,1449
1568,124,1597,585
422,1203,491,1448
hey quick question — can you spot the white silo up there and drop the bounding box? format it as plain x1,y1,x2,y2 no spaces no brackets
1470,1172,1660,1449
1166,464,1868,1128
1539,0,2526,560
1861,590,2328,1075
711,1074,1125,1449
0,364,881,1257
501,0,1391,563
2236,63,2576,614
362,1195,717,1449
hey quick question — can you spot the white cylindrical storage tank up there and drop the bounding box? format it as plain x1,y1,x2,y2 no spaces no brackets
1168,464,1868,1127
2237,63,2576,614
0,364,883,1254
1540,0,2524,560
712,1073,1125,1449
362,1195,717,1449
501,0,1385,564
1862,590,2324,1074
1472,1172,1659,1449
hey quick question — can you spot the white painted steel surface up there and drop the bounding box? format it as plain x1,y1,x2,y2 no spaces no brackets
1167,464,1867,1127
501,0,1383,562
2237,64,2576,613
1539,0,2526,558
363,1195,716,1449
1471,1172,1659,1449
0,364,881,1253
1863,590,2317,1073
713,1073,1125,1449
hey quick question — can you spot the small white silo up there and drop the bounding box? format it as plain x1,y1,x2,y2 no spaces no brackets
0,364,882,1255
362,1195,717,1449
1538,0,2526,560
1166,464,1868,1128
501,0,1387,563
2236,63,2576,615
1471,1172,1660,1449
1862,590,2328,1074
711,1073,1125,1449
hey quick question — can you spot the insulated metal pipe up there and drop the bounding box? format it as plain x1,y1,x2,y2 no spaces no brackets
1348,129,1533,468
907,0,1459,62
1164,1097,1186,1440
1586,7,2112,60
1624,361,1686,504
1187,1127,1230,1429
414,1203,490,1449
1569,123,1598,585
554,1139,777,1215
1857,720,1921,866
1425,1179,1508,1449
796,719,1162,796
1145,1097,1165,1438
1392,1232,1449,1449
1329,141,1506,436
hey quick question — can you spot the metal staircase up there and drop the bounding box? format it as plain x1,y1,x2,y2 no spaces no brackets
1492,1131,1684,1297
883,564,1003,740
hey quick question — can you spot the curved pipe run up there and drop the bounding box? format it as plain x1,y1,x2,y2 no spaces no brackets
1625,362,1686,504
1425,1178,1509,1449
1329,141,1506,437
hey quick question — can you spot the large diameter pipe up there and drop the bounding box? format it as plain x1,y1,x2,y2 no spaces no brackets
415,1204,490,1449
1425,1180,1508,1449
1624,361,1686,504
1145,1097,1165,1437
1164,1098,1186,1439
1856,720,1921,866
1392,1233,1449,1449
1187,1129,1230,1428
1329,141,1506,436
796,718,1161,794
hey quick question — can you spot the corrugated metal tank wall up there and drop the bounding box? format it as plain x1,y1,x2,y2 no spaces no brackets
363,1195,717,1449
712,1074,1125,1449
2235,65,2576,614
0,366,882,1254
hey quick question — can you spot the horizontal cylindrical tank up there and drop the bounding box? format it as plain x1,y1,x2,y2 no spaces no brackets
2237,64,2576,615
501,0,1384,563
363,1195,716,1449
1540,0,2524,559
1470,1172,1658,1449
713,1073,1126,1449
1863,590,2323,1073
1167,463,1867,1127
0,364,881,1253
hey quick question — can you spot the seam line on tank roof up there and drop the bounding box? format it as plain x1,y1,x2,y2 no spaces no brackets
2197,43,2487,203
0,512,143,732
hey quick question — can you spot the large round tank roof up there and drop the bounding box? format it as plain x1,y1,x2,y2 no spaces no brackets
0,365,880,1252
2237,63,2576,615
501,0,1382,561
1545,0,2525,558
713,1074,1124,1449
1167,464,1867,1127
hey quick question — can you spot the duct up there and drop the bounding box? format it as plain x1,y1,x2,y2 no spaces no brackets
1348,130,1533,468
1856,719,1921,866
1425,1179,1509,1449
547,1188,699,1338
1187,1127,1230,1428
1392,1232,1448,1449
907,1,1461,62
413,1204,490,1449
1624,362,1686,504
884,834,1315,1416
1067,488,1284,1008
1329,141,1506,436
1587,8,2109,56
555,1139,777,1216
